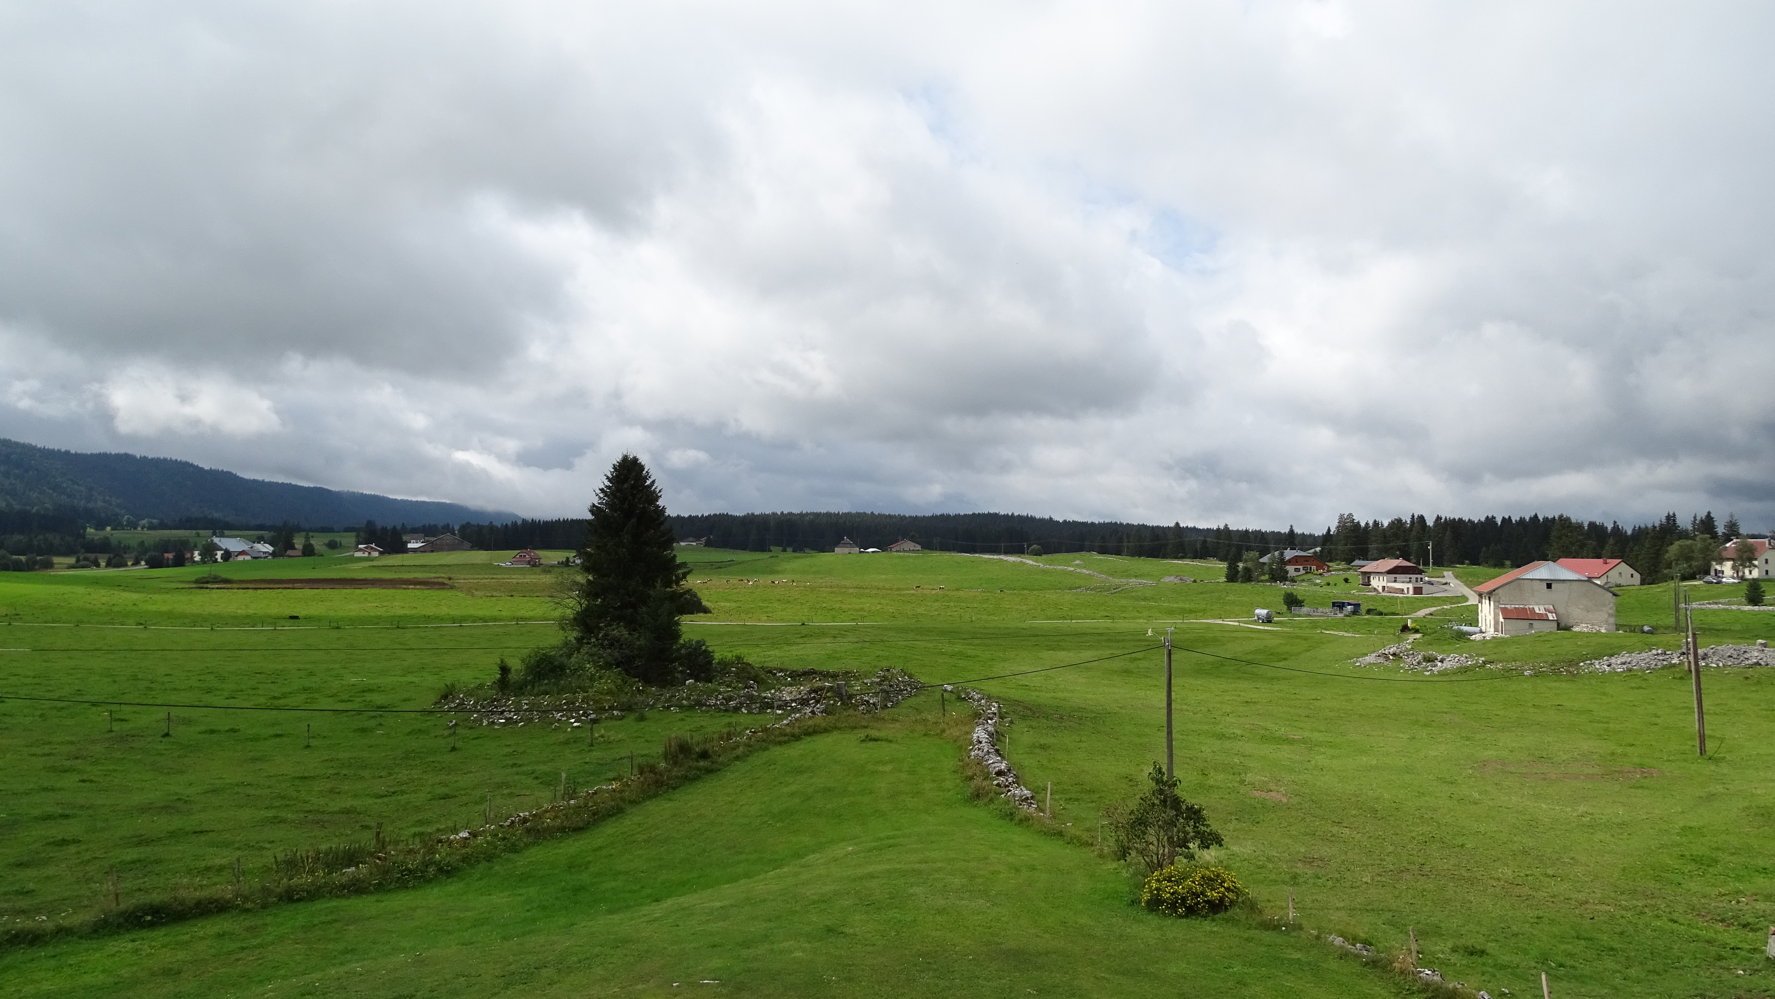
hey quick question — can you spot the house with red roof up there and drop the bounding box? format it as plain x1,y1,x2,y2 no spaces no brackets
1474,561,1617,635
1260,549,1330,577
1712,538,1772,580
1553,557,1640,588
1357,557,1425,594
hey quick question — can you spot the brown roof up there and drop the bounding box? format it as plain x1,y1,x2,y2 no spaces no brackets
1553,558,1623,579
1499,605,1558,621
1473,561,1548,594
1718,538,1771,559
1359,558,1422,575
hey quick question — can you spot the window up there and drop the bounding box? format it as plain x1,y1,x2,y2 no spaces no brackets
1545,582,1553,589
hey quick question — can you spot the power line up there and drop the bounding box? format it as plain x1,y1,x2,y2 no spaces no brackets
916,645,1164,688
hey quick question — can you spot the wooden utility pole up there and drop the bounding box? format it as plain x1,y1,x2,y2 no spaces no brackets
1688,603,1707,756
1164,628,1175,780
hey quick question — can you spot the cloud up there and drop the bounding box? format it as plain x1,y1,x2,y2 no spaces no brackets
103,364,282,438
0,2,1771,530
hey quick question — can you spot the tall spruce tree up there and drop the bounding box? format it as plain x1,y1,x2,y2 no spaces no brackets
569,454,707,685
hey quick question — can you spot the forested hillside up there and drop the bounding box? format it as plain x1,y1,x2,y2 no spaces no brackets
0,438,515,529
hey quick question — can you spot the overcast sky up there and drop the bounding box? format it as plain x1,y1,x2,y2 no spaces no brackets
3,2,1771,532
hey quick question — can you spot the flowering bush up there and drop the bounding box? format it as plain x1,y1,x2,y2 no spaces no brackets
1141,863,1246,917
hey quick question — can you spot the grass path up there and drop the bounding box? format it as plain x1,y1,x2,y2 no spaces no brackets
0,728,1411,998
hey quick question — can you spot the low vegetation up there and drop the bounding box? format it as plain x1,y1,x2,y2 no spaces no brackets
0,549,1769,998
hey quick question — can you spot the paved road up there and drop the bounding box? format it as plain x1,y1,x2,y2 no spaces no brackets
1407,572,1478,618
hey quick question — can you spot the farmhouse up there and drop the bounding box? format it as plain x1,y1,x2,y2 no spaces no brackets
508,549,542,566
1259,548,1330,577
887,539,923,553
1358,557,1425,594
1474,561,1617,635
351,543,383,557
1553,557,1640,587
211,537,264,561
410,533,472,554
1711,538,1772,579
833,536,860,554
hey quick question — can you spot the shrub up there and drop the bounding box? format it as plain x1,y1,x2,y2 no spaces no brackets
674,638,715,683
1104,763,1224,875
1141,864,1247,917
1281,590,1305,611
517,645,582,690
1747,578,1765,607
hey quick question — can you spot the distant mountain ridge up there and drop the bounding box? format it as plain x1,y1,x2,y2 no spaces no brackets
0,438,517,528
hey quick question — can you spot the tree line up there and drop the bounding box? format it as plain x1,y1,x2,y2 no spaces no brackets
10,503,1764,586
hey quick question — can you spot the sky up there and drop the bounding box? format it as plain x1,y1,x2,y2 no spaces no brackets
2,1,1772,533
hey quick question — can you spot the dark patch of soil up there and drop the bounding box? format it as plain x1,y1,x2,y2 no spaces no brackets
193,578,454,590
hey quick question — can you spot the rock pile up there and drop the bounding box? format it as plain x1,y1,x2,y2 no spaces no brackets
439,667,924,728
1582,644,1775,673
1354,637,1488,673
958,687,1038,811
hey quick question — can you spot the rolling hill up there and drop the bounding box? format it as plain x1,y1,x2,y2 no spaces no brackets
0,437,516,528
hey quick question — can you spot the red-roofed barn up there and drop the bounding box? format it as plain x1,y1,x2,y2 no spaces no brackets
1474,561,1617,635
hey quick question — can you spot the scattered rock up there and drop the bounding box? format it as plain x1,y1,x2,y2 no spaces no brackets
1582,644,1775,673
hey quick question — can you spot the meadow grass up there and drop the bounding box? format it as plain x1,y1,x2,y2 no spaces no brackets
0,726,1413,999
0,623,756,930
2,549,1771,997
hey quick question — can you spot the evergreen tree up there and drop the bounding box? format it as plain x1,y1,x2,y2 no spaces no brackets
1746,578,1765,607
569,454,707,685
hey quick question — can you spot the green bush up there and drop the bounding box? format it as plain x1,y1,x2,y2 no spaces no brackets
1140,863,1246,917
1103,763,1223,875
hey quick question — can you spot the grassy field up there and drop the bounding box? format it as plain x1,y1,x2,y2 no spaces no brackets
0,727,1413,998
1,550,1771,997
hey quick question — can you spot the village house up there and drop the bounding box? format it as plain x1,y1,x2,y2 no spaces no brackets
1474,561,1617,635
1711,538,1772,580
833,536,860,554
1259,548,1330,577
508,548,542,567
351,543,383,557
887,539,923,553
1553,557,1640,587
1358,557,1426,594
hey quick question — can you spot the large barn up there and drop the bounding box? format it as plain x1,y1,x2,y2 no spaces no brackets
1474,561,1617,635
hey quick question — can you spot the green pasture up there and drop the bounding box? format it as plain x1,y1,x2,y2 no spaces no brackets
0,728,1412,999
0,624,756,929
0,551,573,627
0,547,1771,997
